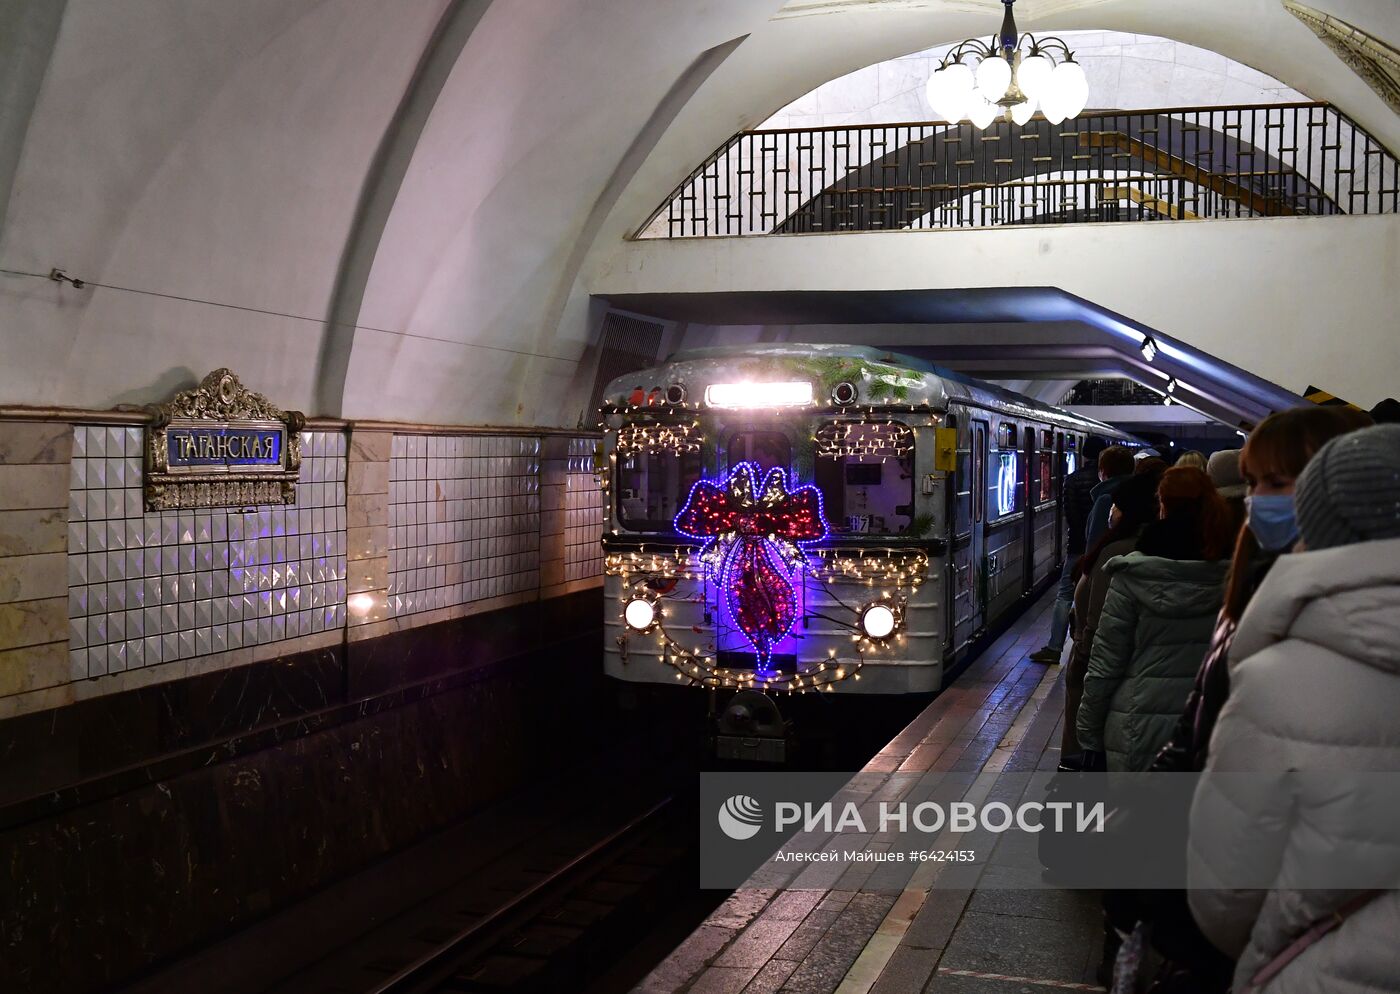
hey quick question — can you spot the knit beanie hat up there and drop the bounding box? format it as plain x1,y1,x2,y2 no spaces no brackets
1206,449,1245,500
1295,424,1400,550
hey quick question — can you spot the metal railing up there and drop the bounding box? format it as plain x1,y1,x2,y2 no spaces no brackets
637,102,1399,238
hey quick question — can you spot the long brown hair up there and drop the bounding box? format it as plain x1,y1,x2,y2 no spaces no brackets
1221,406,1372,619
1149,466,1234,561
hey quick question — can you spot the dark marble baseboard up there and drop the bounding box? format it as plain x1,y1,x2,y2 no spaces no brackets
0,591,607,994
0,591,600,818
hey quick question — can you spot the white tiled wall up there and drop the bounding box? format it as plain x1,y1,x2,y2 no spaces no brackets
387,435,542,616
66,427,347,678
564,437,605,582
56,425,604,689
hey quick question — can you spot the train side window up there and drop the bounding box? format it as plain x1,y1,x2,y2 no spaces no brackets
994,450,1021,516
725,430,790,473
813,422,914,535
617,449,702,532
955,447,972,536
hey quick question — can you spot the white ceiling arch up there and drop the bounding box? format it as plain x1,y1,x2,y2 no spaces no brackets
0,0,1393,425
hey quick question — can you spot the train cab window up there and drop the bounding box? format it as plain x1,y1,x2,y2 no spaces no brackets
616,449,702,532
725,430,790,473
814,422,914,535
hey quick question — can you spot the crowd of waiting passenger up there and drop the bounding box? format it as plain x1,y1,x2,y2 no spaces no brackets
1033,409,1400,992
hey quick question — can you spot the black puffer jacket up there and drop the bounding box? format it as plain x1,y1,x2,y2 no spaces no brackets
1062,465,1099,555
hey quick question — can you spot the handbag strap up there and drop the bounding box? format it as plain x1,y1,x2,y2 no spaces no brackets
1248,890,1384,990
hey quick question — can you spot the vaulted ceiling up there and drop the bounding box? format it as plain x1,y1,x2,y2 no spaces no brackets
1,0,1394,424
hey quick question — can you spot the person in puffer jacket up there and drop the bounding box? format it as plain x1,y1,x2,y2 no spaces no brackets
1076,467,1232,772
1188,424,1400,993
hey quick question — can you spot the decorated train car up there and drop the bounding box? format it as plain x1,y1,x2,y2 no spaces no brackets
598,345,1131,753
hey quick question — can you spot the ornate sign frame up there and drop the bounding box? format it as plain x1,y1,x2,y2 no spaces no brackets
144,369,305,510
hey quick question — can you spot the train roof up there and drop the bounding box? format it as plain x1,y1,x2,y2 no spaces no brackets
603,343,1133,441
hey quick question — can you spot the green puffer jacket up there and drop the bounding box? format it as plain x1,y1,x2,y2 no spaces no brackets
1076,552,1228,772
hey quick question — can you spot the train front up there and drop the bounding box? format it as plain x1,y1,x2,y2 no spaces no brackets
599,347,952,753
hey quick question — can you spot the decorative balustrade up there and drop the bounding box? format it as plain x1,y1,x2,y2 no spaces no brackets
637,102,1398,237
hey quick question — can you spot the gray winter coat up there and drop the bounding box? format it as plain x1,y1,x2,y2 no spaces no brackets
1188,538,1400,992
1076,552,1227,772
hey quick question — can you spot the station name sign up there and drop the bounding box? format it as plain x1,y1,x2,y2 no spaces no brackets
145,369,305,511
167,427,283,468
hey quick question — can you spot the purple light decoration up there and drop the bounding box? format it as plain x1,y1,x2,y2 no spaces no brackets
674,462,829,669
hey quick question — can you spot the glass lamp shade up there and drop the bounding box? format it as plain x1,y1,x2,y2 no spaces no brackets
1039,84,1068,125
1010,98,1036,125
942,60,975,96
1051,59,1089,118
975,54,1011,99
926,66,971,122
968,92,999,129
1016,53,1053,100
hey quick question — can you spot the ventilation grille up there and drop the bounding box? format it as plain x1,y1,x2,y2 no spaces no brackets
587,312,664,418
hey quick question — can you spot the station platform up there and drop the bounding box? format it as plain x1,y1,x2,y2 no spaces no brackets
639,593,1107,994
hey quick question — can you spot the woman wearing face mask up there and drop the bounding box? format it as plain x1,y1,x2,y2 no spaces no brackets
1152,405,1370,775
1121,406,1371,992
1188,424,1400,994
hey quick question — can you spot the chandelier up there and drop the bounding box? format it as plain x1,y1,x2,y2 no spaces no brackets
925,0,1090,129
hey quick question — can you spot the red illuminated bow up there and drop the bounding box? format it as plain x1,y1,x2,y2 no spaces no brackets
674,463,825,543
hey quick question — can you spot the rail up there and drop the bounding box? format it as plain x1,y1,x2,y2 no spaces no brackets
637,101,1399,237
369,795,675,994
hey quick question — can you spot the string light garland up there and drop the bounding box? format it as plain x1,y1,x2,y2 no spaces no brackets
605,547,929,587
614,420,702,456
618,594,866,693
813,420,915,460
608,545,923,692
815,549,929,587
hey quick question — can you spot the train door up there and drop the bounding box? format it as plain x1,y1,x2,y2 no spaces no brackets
1023,426,1037,593
1054,432,1066,563
970,420,989,632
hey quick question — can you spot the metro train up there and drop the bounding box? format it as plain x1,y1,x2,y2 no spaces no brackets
598,344,1133,757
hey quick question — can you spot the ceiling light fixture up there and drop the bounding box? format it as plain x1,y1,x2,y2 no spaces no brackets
925,0,1089,129
1140,336,1159,362
1165,377,1178,394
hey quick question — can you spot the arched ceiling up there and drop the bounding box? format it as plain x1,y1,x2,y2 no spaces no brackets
0,0,1394,424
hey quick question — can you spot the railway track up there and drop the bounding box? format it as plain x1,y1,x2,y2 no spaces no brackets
369,795,680,994
274,789,695,994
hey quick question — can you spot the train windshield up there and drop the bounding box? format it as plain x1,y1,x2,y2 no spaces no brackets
813,421,915,536
724,430,790,472
616,448,702,531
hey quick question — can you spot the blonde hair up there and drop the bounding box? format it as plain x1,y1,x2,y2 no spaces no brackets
1176,450,1207,471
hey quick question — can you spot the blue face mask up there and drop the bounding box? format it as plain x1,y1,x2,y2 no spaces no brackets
1246,494,1299,552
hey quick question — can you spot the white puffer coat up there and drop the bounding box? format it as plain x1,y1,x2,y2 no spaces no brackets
1187,537,1400,992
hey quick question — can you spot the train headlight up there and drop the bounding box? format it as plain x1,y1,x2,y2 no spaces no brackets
859,603,898,640
624,597,657,632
